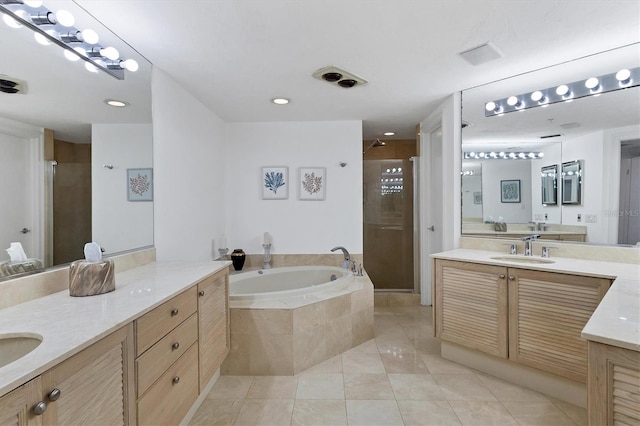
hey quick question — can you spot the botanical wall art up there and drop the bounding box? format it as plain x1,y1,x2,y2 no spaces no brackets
299,167,326,200
127,168,153,201
500,179,521,203
262,166,288,199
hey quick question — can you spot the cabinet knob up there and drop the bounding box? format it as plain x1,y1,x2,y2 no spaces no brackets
498,274,506,279
172,376,180,385
172,342,180,351
48,388,61,402
33,401,47,415
170,308,179,316
199,290,205,297
508,275,516,281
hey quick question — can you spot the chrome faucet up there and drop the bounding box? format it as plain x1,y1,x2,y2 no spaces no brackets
330,246,351,269
521,235,540,256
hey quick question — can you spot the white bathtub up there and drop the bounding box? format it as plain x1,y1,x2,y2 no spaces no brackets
229,265,351,300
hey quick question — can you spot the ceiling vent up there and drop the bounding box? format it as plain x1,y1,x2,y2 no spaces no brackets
458,42,502,66
312,66,368,88
0,75,27,94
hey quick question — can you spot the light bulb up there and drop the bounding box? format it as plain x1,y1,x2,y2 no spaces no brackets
518,153,525,159
64,49,79,61
530,91,544,102
538,152,544,158
585,77,599,90
498,152,505,157
616,69,631,84
34,30,55,45
100,47,119,60
85,62,99,73
121,59,139,71
81,29,99,44
469,152,476,158
485,101,497,112
3,10,29,28
24,0,43,7
509,153,516,158
507,96,519,106
528,152,535,158
55,10,74,27
556,84,570,96
479,152,486,158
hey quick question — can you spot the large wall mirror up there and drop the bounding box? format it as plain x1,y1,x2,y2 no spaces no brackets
0,2,153,280
461,43,640,246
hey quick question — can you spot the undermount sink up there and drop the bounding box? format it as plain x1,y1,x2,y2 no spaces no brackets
0,333,42,368
490,256,556,264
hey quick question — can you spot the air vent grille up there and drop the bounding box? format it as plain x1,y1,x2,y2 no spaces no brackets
312,66,368,88
0,75,27,94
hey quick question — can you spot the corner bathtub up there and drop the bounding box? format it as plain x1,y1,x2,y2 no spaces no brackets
223,265,374,375
229,265,351,301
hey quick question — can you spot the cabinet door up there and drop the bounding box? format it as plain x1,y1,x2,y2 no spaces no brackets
434,260,508,358
508,269,610,383
197,269,230,391
0,378,41,426
40,324,135,425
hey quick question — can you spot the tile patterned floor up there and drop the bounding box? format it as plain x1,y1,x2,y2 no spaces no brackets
190,305,587,425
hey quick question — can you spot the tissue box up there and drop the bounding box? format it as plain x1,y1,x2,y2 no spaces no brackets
494,222,507,232
69,260,115,297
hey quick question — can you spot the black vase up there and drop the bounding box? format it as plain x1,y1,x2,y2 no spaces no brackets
231,249,246,271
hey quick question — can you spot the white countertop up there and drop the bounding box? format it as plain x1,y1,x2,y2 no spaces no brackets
0,260,230,397
431,249,640,352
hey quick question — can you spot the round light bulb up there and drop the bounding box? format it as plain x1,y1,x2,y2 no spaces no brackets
585,77,599,90
100,47,119,60
538,152,544,158
509,153,516,158
485,101,497,112
489,152,496,158
3,10,29,28
498,152,505,157
479,152,485,158
272,98,289,105
616,69,631,83
121,58,139,72
24,0,43,7
63,49,80,61
85,62,99,73
55,10,74,27
34,31,51,45
528,152,535,158
555,84,569,96
81,29,99,44
518,153,525,159
469,152,476,158
530,91,543,102
507,96,519,106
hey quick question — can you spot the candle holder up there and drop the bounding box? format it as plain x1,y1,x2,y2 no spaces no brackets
262,244,272,269
218,248,228,261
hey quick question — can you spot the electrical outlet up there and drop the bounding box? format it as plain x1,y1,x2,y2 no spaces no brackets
585,214,598,223
534,214,544,220
577,214,582,222
544,213,548,220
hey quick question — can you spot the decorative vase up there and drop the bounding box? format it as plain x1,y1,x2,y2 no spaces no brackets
231,249,246,271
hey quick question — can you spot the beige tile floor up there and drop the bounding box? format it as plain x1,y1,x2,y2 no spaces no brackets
190,305,587,426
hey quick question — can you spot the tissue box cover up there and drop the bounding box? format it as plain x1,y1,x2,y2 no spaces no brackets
69,259,115,297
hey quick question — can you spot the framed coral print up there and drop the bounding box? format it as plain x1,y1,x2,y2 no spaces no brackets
500,179,521,203
262,166,288,199
299,167,326,200
127,168,153,201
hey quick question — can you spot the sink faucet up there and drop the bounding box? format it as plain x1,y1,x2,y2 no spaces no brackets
330,246,351,269
521,235,540,256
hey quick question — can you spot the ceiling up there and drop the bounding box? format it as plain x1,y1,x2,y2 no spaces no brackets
4,1,640,141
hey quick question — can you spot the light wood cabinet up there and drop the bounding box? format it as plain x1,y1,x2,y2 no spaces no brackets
508,269,610,383
39,324,135,425
434,260,508,358
197,269,230,391
0,378,41,426
588,341,640,425
434,259,611,384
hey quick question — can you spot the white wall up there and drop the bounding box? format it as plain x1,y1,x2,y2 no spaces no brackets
561,131,605,242
92,123,153,255
482,160,532,223
531,143,562,224
224,121,363,255
152,68,227,261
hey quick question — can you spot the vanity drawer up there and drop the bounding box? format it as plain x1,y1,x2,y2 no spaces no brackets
137,343,199,426
135,286,197,356
136,313,198,396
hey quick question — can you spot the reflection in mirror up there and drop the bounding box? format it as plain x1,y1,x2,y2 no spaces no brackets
541,165,558,206
461,43,640,245
0,3,153,280
561,160,583,205
461,163,483,223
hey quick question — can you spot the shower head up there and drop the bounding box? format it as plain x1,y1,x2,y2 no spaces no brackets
363,138,386,153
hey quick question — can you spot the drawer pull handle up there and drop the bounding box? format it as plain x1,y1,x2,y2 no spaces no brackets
172,342,180,351
199,290,205,297
498,274,506,279
33,401,47,415
48,388,61,402
172,376,180,385
508,275,515,281
171,308,179,316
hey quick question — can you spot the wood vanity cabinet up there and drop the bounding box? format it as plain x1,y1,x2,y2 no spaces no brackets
40,324,135,425
197,269,230,391
434,259,611,383
588,341,640,425
434,260,508,358
0,377,41,426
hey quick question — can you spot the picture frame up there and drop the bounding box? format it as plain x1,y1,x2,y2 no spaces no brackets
473,191,482,204
262,166,288,199
299,167,326,200
127,168,153,201
500,179,521,203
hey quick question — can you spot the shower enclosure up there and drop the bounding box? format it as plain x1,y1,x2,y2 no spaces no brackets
363,140,418,291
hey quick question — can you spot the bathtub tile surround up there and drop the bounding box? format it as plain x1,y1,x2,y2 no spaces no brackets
222,275,374,375
230,253,364,270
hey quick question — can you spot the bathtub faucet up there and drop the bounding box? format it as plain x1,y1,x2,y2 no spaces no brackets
330,246,351,269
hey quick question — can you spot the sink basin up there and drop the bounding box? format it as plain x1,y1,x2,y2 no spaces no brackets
0,333,42,368
490,256,555,264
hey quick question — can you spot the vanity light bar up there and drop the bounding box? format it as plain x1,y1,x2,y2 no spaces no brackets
463,151,544,160
0,2,138,80
484,67,640,117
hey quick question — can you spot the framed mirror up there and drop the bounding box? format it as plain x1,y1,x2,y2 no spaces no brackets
561,160,583,205
541,165,558,205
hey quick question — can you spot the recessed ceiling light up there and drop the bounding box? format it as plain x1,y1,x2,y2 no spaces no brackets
272,98,290,105
105,99,129,107
383,132,395,136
